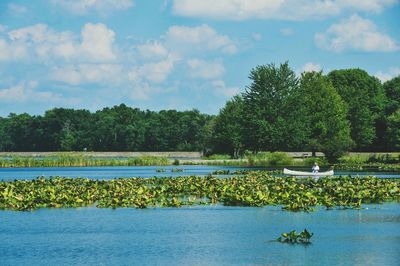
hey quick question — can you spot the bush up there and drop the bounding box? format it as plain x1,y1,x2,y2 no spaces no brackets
203,154,232,160
245,152,294,166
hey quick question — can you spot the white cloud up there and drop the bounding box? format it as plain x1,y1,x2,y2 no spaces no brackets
172,0,398,20
315,14,399,52
51,0,134,15
280,28,293,36
0,38,28,61
375,67,400,82
125,80,177,101
129,56,176,84
80,23,116,61
187,59,225,79
164,24,237,55
3,23,117,62
8,3,28,15
136,41,169,60
212,80,240,97
0,81,60,103
51,64,123,85
301,62,322,73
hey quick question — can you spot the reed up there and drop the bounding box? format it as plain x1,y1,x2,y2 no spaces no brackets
0,154,170,168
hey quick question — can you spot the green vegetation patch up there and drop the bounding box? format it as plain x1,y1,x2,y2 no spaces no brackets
0,172,399,211
276,229,313,245
0,155,170,167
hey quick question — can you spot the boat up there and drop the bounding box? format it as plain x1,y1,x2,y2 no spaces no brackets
283,168,334,177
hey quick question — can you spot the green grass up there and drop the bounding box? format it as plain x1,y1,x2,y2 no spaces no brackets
202,154,232,160
0,154,170,167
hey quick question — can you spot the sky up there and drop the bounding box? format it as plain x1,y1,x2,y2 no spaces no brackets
0,0,399,116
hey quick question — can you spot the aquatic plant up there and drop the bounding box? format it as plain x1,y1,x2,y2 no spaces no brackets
171,168,184,172
277,229,313,244
0,172,398,211
333,162,400,172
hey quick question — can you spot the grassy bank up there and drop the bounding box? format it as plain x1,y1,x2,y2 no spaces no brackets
1,151,399,170
0,155,170,167
1,172,399,211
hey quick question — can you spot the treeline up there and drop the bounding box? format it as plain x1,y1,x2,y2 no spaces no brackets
0,62,399,161
213,63,400,161
0,106,213,152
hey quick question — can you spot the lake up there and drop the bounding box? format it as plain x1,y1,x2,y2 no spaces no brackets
1,166,399,265
1,204,399,265
0,165,399,181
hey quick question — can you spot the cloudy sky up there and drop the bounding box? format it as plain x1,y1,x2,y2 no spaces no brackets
0,0,399,116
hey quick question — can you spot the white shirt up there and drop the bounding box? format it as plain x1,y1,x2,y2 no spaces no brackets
312,165,320,173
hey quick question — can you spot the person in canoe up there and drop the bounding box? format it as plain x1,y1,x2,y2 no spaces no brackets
312,162,320,173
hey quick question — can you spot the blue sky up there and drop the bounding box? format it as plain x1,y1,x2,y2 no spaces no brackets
0,0,399,116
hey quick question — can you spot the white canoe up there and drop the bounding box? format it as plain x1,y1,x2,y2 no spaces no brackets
283,168,334,177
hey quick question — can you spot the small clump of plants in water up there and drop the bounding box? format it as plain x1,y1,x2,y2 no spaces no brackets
0,172,398,211
171,168,184,172
276,229,313,244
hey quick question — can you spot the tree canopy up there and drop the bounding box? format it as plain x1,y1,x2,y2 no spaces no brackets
0,64,399,158
328,69,386,150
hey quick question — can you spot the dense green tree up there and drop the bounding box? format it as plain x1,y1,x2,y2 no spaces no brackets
328,69,386,150
6,113,41,151
383,76,400,115
59,120,76,151
0,117,12,151
379,76,400,150
93,104,146,151
295,72,353,161
386,109,400,150
242,62,298,152
212,95,244,157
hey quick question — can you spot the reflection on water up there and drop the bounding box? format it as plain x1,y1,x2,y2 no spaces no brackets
0,165,399,181
0,204,399,265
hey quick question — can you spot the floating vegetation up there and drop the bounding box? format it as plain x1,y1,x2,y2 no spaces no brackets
156,169,167,173
276,229,313,244
211,169,282,175
0,172,398,211
171,168,184,172
211,169,232,175
0,155,170,168
333,163,400,172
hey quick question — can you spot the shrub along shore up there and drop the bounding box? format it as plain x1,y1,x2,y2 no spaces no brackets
1,172,399,211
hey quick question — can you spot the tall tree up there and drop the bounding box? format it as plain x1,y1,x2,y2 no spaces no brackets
383,76,400,115
381,76,400,151
328,69,386,150
295,72,353,161
212,95,244,157
386,109,400,151
0,117,12,151
242,62,298,152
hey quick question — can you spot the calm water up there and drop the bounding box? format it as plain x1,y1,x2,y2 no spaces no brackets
0,166,258,180
0,165,399,181
0,204,399,265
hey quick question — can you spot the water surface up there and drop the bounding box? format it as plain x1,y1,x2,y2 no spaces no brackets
0,165,399,181
1,204,399,265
